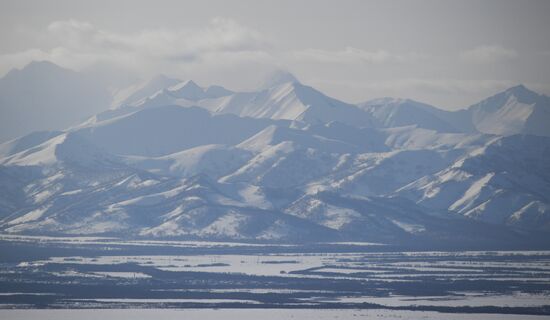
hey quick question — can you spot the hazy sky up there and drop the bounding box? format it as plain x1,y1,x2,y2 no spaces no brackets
1,0,549,109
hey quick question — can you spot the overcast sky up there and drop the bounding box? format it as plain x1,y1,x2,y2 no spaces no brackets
1,0,549,109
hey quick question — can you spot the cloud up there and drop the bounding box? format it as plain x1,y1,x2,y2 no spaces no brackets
0,18,272,78
460,45,518,64
0,19,541,106
291,47,425,64
363,78,511,93
311,77,515,95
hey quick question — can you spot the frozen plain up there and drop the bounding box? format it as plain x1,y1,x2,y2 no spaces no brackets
2,308,550,320
1,237,549,316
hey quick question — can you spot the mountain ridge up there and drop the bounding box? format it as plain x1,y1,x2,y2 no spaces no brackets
0,61,549,247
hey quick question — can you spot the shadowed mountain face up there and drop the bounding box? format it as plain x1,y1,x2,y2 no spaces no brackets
0,62,549,247
0,61,111,142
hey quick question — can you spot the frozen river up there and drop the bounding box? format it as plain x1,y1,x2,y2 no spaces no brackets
0,235,549,316
2,308,550,320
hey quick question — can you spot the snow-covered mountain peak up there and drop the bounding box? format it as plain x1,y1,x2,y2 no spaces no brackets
470,85,545,111
6,60,65,78
142,74,180,90
358,97,468,133
0,61,112,143
148,80,234,102
119,70,375,128
169,79,200,90
468,85,550,136
167,80,205,100
359,97,442,112
112,74,181,107
259,70,300,89
503,84,540,102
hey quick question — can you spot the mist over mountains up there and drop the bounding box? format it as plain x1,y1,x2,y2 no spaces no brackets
0,61,549,247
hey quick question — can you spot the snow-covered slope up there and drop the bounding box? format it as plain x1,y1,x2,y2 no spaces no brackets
359,98,464,133
0,75,549,246
0,131,63,159
381,126,491,151
237,124,361,154
468,85,550,136
397,135,550,230
310,149,456,197
222,140,343,189
112,74,181,107
284,192,518,246
124,144,253,179
0,143,336,241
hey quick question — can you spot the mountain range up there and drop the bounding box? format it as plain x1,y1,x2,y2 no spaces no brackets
0,61,549,247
